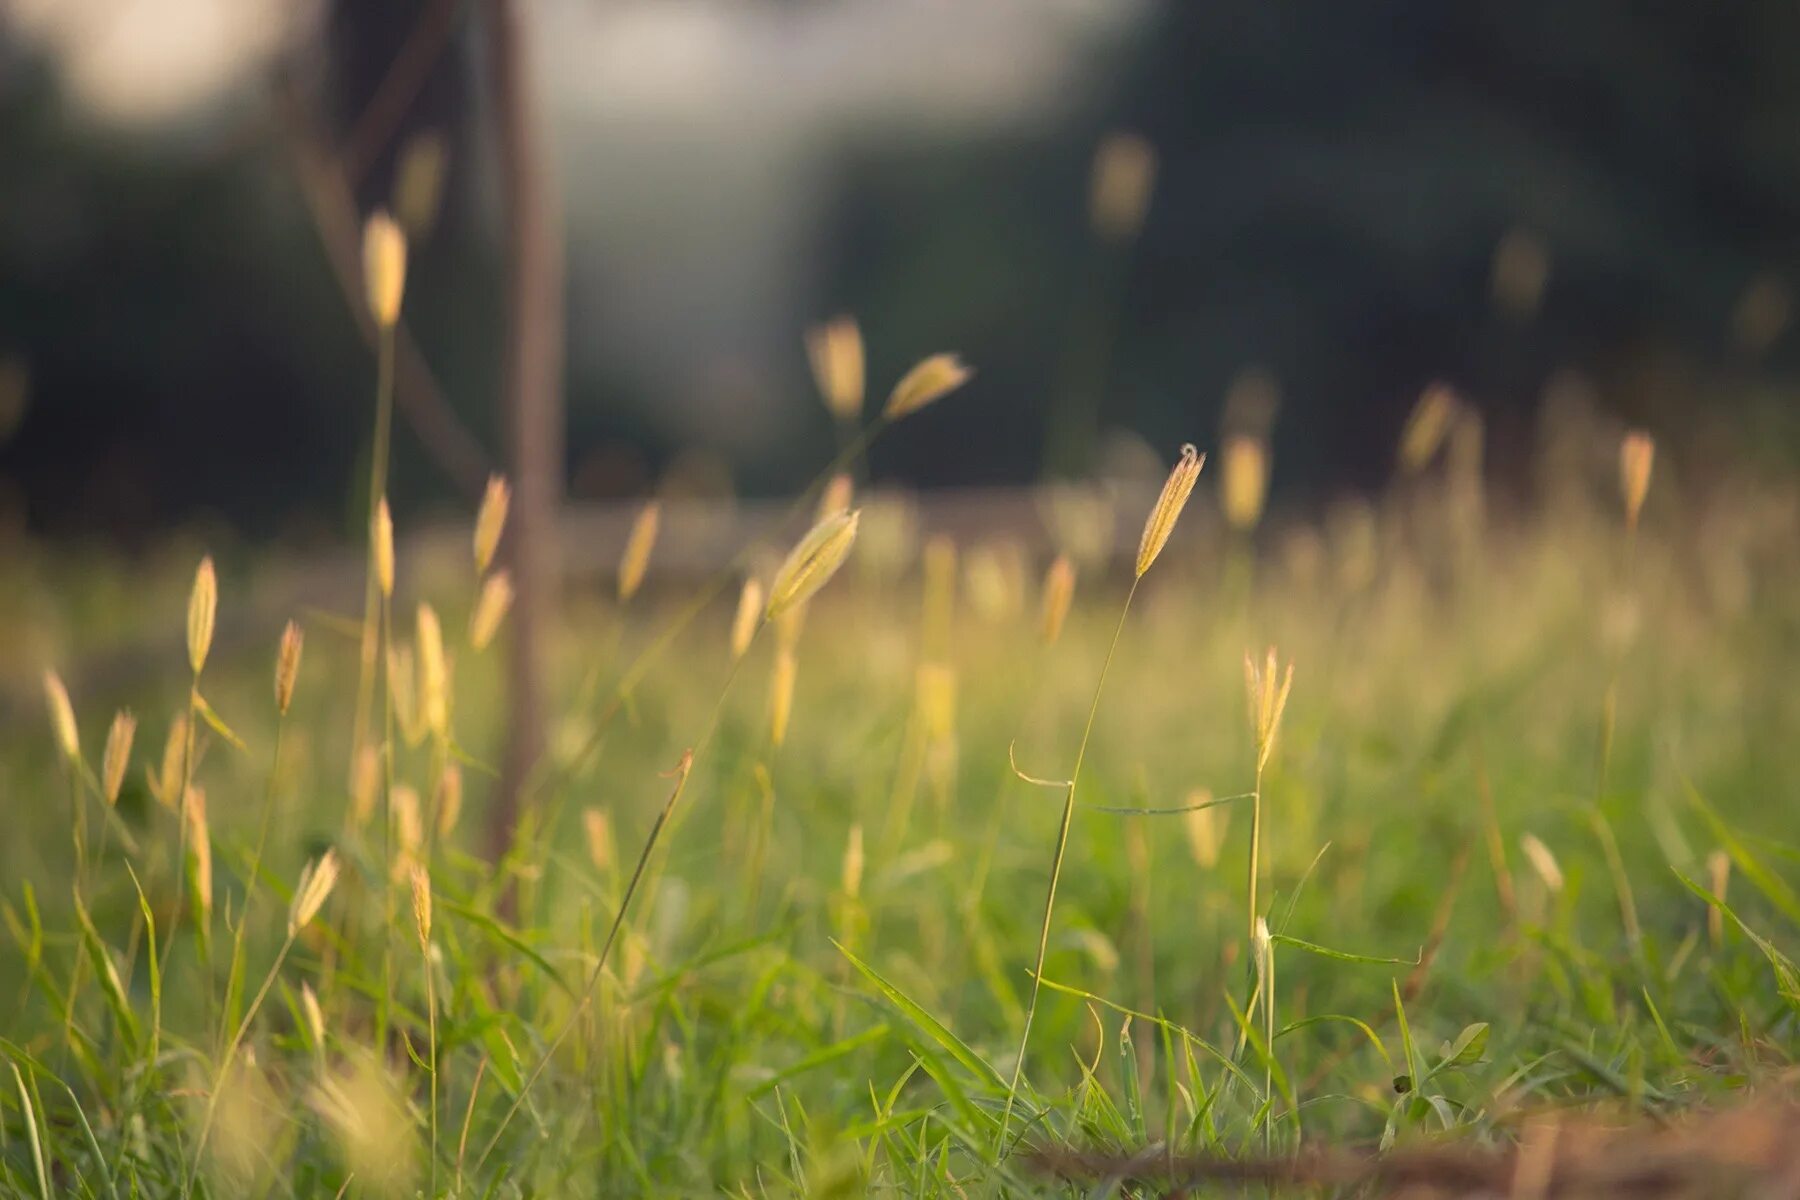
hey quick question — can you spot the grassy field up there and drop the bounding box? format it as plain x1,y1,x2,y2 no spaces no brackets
4,378,1800,1196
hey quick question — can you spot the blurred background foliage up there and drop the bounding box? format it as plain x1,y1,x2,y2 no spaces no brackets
3,0,1799,545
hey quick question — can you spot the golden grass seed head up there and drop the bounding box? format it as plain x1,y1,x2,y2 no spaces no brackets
387,641,423,747
102,710,136,805
469,570,515,651
43,670,79,761
473,474,511,574
1039,554,1076,644
583,807,614,873
275,620,304,715
730,577,764,661
408,863,432,946
349,744,381,827
618,500,661,602
300,982,325,1050
392,785,423,878
1181,791,1228,868
374,498,395,598
884,354,972,421
1243,647,1295,773
415,603,449,737
289,849,342,936
362,209,407,329
1089,130,1158,242
770,647,798,747
1620,429,1655,531
1399,383,1458,473
1518,833,1564,894
842,823,865,899
1252,915,1272,977
1222,435,1269,532
806,316,865,422
767,509,860,620
818,472,854,521
152,713,188,809
435,761,463,838
187,556,217,675
1136,443,1204,577
186,786,212,915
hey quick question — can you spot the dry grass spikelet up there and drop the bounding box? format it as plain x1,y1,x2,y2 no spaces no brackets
387,642,422,747
1089,131,1158,242
469,571,515,651
187,556,217,675
102,710,136,805
362,209,407,329
767,509,860,620
473,474,510,574
1222,435,1269,532
1399,383,1458,473
416,604,449,737
884,354,972,421
275,620,304,715
618,500,661,602
435,762,463,838
186,786,212,915
770,648,798,747
349,745,381,828
1039,554,1076,645
392,785,423,878
1182,791,1228,868
806,316,865,422
300,982,325,1050
151,714,188,809
43,671,79,761
1519,833,1564,894
408,863,432,947
1620,429,1655,532
374,498,395,598
289,850,340,935
1137,443,1204,577
583,807,613,873
730,577,764,661
1243,647,1295,773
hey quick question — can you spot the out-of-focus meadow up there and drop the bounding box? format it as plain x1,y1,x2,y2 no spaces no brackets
5,3,1800,1197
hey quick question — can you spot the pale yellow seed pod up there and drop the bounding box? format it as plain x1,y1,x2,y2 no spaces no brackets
349,744,381,827
409,863,432,946
102,710,136,805
766,509,860,620
186,786,212,915
468,571,515,651
153,714,188,809
842,823,865,900
1221,435,1269,532
416,603,449,737
730,577,764,661
1399,383,1458,473
1136,443,1204,577
266,623,300,721
1039,554,1076,645
435,761,463,838
362,209,407,329
818,472,854,522
289,850,341,935
473,474,510,574
300,982,325,1049
806,316,865,422
187,556,217,675
1089,131,1158,242
884,354,972,421
374,498,395,598
43,671,79,761
583,807,613,873
1181,792,1228,869
1243,647,1295,773
618,500,661,602
1620,429,1655,532
1519,834,1563,893
769,648,798,747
